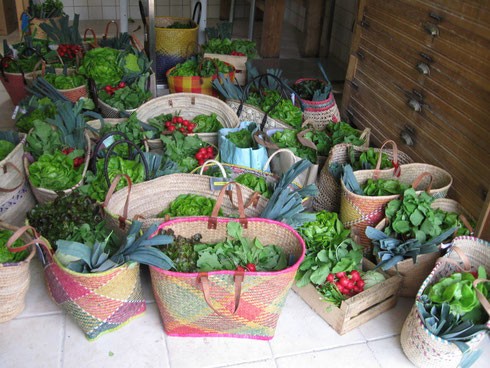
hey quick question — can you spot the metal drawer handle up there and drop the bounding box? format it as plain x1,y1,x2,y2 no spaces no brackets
424,22,439,37
400,129,415,146
408,99,422,112
416,62,430,75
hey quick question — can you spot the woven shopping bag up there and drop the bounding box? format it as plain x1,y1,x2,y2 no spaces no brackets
154,2,201,84
166,59,236,97
0,133,36,227
372,198,475,297
401,236,490,368
314,136,414,213
9,225,147,340
135,93,240,150
149,183,306,339
0,223,37,322
292,78,341,128
103,173,269,232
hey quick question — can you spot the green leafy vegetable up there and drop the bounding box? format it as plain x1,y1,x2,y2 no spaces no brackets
226,128,255,148
295,211,363,287
25,120,64,159
159,229,202,273
270,129,317,163
202,38,257,59
160,131,210,173
361,178,410,196
292,79,331,101
0,230,28,263
79,47,123,87
194,222,287,272
157,194,221,218
350,148,393,170
169,58,233,77
15,96,57,133
44,72,86,90
192,113,223,133
0,140,15,161
234,173,272,198
29,149,84,190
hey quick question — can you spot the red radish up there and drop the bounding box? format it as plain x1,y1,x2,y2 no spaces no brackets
350,270,361,281
246,263,256,272
335,272,345,278
236,265,245,272
357,279,365,289
326,274,335,283
118,81,126,88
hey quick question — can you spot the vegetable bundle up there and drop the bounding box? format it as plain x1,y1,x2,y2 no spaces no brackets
169,58,233,77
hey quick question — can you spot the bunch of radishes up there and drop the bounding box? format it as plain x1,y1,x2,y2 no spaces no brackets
325,270,365,297
164,116,196,134
194,146,215,166
103,81,126,96
57,44,82,59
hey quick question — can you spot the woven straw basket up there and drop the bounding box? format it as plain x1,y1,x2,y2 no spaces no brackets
204,53,248,85
313,137,411,213
0,133,36,227
340,161,453,254
226,99,293,130
373,198,474,297
103,173,269,233
24,133,91,204
28,230,146,340
0,68,31,106
0,223,37,322
149,183,306,339
135,93,240,150
400,236,490,368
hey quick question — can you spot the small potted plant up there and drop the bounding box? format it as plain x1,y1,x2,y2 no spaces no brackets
27,0,64,40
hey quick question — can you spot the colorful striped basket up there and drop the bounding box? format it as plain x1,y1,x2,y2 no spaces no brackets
149,183,306,339
20,227,147,340
400,236,490,368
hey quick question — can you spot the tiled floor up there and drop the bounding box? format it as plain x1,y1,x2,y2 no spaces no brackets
1,17,489,368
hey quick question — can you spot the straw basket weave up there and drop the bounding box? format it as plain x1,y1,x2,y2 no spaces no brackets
340,161,453,254
400,236,490,368
204,53,248,85
313,137,412,213
0,223,37,322
28,230,146,340
375,197,475,297
23,133,91,204
135,93,240,150
149,183,306,339
0,133,36,227
103,173,269,232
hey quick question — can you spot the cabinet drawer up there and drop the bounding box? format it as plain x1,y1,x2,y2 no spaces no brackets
362,2,490,77
357,24,490,116
354,47,490,152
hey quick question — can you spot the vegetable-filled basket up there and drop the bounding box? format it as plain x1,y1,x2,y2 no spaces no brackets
314,137,412,214
0,223,37,322
12,226,147,340
0,132,36,227
23,132,92,204
135,93,240,149
102,173,269,232
0,57,32,106
401,236,490,368
372,198,474,297
149,183,306,339
340,161,452,254
292,78,341,129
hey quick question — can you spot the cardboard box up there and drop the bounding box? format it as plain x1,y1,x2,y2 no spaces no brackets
293,258,402,335
0,0,18,36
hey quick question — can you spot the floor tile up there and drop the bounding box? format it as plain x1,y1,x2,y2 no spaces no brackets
367,336,415,368
270,291,366,357
0,314,64,368
275,343,380,368
217,359,277,368
16,258,64,318
165,335,273,368
63,303,170,368
358,297,413,341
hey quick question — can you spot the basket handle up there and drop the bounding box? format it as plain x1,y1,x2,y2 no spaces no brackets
83,28,98,47
373,140,399,177
262,148,298,172
104,139,149,187
253,130,279,150
411,172,433,192
5,225,48,254
197,269,244,316
208,182,247,229
473,279,490,316
192,1,202,25
90,131,132,173
198,159,228,178
296,128,318,151
0,163,24,192
104,20,119,39
103,174,133,230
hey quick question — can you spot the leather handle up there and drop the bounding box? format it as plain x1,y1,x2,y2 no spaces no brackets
198,271,244,316
102,174,133,229
5,225,48,254
372,139,399,178
0,163,24,192
208,182,247,229
411,172,433,193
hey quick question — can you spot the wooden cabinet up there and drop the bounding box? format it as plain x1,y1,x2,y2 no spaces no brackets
341,0,490,237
